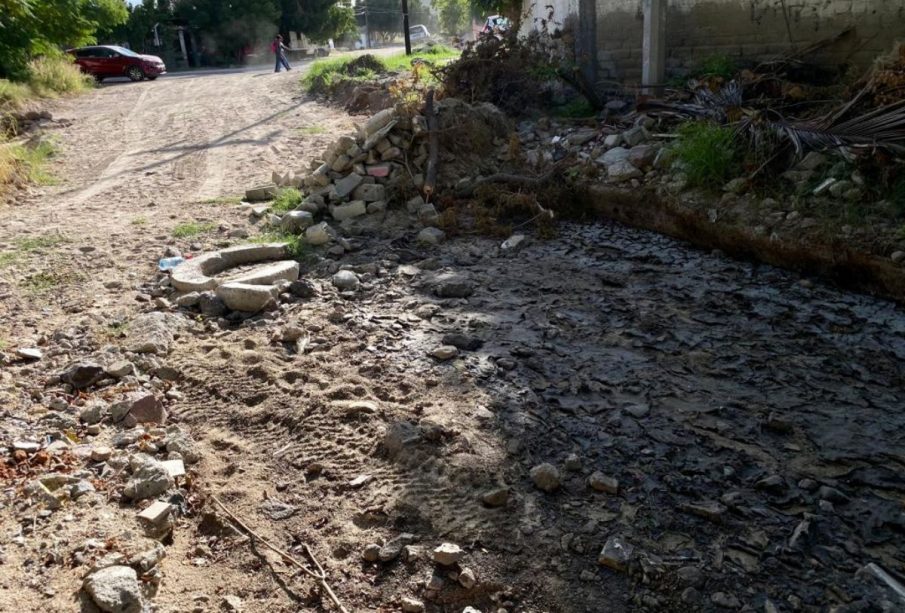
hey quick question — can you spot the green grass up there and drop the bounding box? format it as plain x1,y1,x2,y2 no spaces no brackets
271,187,302,214
0,252,18,267
303,45,460,92
250,231,308,259
26,56,94,98
22,272,61,293
693,54,738,80
131,216,148,225
10,139,57,185
298,125,327,136
172,221,217,238
17,234,67,251
202,195,242,205
672,121,741,189
553,97,596,118
0,79,33,109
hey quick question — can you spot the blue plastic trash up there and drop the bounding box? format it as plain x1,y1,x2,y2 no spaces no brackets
158,257,185,272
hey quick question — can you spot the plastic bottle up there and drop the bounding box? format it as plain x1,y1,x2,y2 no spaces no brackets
158,257,185,272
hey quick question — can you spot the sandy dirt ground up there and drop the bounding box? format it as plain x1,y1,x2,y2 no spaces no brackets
1,59,905,613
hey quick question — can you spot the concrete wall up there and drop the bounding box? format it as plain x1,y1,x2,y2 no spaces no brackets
523,0,905,86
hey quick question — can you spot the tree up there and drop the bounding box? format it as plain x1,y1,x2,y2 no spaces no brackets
358,0,402,43
434,0,468,35
174,0,280,63
304,3,357,44
0,0,129,79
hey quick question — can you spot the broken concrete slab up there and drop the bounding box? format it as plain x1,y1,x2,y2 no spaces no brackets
126,312,182,355
171,243,290,292
333,174,365,200
224,260,299,286
331,200,367,221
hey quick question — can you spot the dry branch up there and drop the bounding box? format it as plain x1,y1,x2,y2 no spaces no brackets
424,89,439,200
211,495,350,613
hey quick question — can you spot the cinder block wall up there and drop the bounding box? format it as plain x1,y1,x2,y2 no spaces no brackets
528,0,905,85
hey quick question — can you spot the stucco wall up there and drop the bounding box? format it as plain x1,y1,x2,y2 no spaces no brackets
524,0,905,85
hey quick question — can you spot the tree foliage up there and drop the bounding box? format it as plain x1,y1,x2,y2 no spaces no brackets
434,0,469,35
174,0,280,61
0,0,129,79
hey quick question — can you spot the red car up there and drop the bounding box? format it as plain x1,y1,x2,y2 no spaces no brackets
68,45,166,82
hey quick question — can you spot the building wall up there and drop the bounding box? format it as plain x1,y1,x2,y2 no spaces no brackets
524,0,905,85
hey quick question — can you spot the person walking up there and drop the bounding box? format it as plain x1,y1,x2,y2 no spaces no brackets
272,35,291,73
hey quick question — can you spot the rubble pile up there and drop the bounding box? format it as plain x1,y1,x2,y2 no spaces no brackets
1,317,202,612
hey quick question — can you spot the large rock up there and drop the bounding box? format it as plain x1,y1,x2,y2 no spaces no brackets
61,361,105,389
417,227,446,245
433,273,474,298
111,391,166,426
598,147,631,166
332,270,360,291
123,455,174,500
305,222,334,246
83,566,143,613
126,312,182,356
608,160,643,182
432,542,464,566
530,463,560,492
216,282,280,313
281,210,314,233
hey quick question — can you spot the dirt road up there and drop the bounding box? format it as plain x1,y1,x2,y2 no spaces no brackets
2,63,905,613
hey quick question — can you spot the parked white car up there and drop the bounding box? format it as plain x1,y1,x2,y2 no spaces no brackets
409,25,431,42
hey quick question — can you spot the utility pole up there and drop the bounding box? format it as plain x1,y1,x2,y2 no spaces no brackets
364,1,371,49
642,0,667,95
401,0,411,55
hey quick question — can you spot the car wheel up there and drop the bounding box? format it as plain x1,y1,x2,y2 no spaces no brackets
94,75,104,83
146,76,158,81
127,66,145,82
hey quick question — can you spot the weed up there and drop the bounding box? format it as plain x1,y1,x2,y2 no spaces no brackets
22,272,60,292
0,79,33,109
250,231,309,259
16,234,67,251
172,222,216,238
271,188,302,214
303,47,459,93
26,56,94,97
0,252,18,267
131,216,148,225
202,195,242,205
693,54,738,80
672,121,741,189
105,321,129,338
553,97,595,118
298,125,327,136
9,138,57,185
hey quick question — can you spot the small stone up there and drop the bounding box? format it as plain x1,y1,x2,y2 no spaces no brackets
83,566,142,613
111,391,166,427
755,474,786,493
123,455,174,501
500,234,526,251
627,145,657,169
333,173,364,199
378,533,414,562
676,566,704,586
603,133,622,148
459,567,477,589
367,200,387,214
564,453,582,471
222,595,244,611
352,183,386,202
430,345,458,361
481,487,509,507
710,592,741,609
137,501,173,527
432,542,464,566
349,474,373,488
417,227,446,245
305,222,333,246
363,544,381,562
281,210,314,233
332,270,360,291
891,251,905,264
682,500,727,523
433,274,473,298
622,126,647,146
401,597,425,612
598,536,634,572
796,151,827,171
588,472,618,494
160,459,185,478
106,360,134,378
289,279,317,298
90,446,113,462
723,177,747,194
608,159,642,182
530,463,560,492
16,347,42,360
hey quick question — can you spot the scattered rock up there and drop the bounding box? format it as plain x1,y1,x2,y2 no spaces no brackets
222,595,244,611
80,401,109,425
430,345,458,361
106,360,134,378
441,333,483,351
459,567,477,589
331,200,367,221
598,536,634,572
289,279,318,298
16,347,42,360
433,274,473,298
530,463,560,492
564,453,582,471
711,592,741,609
305,222,333,246
608,160,643,182
588,472,618,494
333,173,364,199
500,234,526,251
245,184,278,202
126,312,181,355
61,361,105,389
216,282,279,312
111,391,166,427
83,566,143,613
432,542,464,566
417,227,446,245
123,455,174,501
362,544,381,562
332,270,360,291
481,487,509,507
401,597,425,612
281,210,314,232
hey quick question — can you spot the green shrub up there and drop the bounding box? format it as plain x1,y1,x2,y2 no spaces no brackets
694,54,738,80
0,79,33,109
271,188,302,214
26,56,93,97
673,121,741,189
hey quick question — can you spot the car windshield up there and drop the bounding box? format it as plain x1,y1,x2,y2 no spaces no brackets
109,46,140,58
